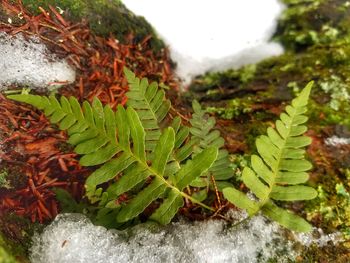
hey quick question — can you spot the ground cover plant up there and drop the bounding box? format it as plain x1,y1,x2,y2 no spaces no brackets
7,69,317,232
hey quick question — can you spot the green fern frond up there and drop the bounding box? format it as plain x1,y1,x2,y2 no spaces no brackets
7,94,119,167
8,79,218,225
124,67,170,152
125,67,192,172
223,82,317,232
189,100,233,190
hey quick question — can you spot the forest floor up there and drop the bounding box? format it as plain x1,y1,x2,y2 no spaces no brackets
0,0,349,262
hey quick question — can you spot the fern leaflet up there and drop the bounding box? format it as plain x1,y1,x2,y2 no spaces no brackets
223,82,317,232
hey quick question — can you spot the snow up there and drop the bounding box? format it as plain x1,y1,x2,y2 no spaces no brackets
30,212,342,263
0,33,75,90
325,136,350,146
122,0,285,83
294,228,342,247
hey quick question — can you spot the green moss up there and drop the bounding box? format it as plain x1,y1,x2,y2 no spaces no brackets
296,242,350,262
276,0,350,51
190,40,350,128
206,97,253,120
0,214,41,263
0,164,27,190
20,0,164,50
0,246,18,263
0,169,11,189
306,169,350,241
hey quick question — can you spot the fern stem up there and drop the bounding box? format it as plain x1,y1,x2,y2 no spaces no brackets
175,190,215,212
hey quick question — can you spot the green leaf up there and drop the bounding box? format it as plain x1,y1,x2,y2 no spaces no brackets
262,201,312,232
106,163,150,198
150,189,184,224
117,178,167,222
276,171,309,185
241,167,269,200
251,155,274,186
85,152,135,197
223,188,259,215
151,127,175,174
126,107,146,162
191,189,208,202
270,185,317,201
7,94,48,110
80,144,120,166
175,147,218,190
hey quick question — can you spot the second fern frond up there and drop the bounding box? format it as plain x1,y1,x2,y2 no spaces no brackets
223,82,317,232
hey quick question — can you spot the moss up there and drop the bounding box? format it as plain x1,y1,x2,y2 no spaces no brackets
189,41,350,129
0,169,11,189
276,0,350,51
0,214,41,263
206,97,254,120
296,242,350,262
0,245,18,263
20,0,164,50
0,165,27,190
305,168,350,241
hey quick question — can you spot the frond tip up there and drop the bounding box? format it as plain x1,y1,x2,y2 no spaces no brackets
223,81,317,232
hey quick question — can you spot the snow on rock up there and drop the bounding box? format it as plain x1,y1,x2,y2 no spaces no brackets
293,228,342,247
29,212,341,263
122,0,285,84
325,135,350,146
0,33,75,90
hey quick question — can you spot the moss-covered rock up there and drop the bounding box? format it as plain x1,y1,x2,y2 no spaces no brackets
189,0,350,126
18,0,164,50
277,0,350,51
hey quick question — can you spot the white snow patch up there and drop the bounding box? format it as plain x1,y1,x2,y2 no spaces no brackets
29,212,342,263
122,0,285,84
0,33,75,89
294,228,342,247
325,136,350,146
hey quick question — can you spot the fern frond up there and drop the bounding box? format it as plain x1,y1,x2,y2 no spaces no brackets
189,100,233,190
223,82,317,232
8,91,218,225
124,67,170,152
125,67,191,172
7,94,119,166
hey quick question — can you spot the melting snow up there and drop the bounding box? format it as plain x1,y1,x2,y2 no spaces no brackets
325,136,350,146
122,0,285,83
0,33,75,89
30,212,342,263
